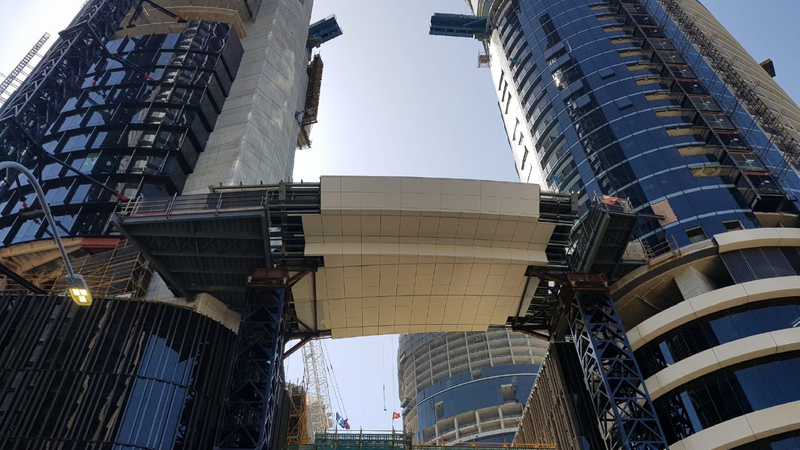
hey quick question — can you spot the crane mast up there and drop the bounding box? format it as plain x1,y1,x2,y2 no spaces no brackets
303,340,333,437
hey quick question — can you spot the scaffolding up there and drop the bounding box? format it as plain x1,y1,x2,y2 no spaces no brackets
287,384,311,445
651,0,800,178
286,431,556,450
0,239,152,298
297,54,324,149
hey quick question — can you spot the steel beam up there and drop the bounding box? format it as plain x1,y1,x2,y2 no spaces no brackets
0,262,46,294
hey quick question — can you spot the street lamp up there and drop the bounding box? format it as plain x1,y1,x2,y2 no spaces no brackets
0,161,92,306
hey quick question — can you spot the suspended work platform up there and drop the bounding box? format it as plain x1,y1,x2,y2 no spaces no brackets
429,13,488,38
308,15,343,48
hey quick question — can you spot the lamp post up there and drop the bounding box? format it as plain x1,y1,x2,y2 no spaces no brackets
0,161,92,305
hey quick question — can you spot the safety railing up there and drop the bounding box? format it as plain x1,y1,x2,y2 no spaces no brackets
118,191,268,218
293,430,556,450
642,235,681,267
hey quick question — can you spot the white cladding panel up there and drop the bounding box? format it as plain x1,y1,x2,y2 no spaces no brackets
291,176,555,338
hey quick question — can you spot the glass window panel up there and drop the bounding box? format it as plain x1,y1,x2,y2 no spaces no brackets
81,153,100,173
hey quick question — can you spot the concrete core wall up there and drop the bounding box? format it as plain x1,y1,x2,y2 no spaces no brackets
146,0,314,304
183,0,314,193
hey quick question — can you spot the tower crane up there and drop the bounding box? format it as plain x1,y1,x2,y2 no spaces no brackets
303,340,333,437
302,340,349,437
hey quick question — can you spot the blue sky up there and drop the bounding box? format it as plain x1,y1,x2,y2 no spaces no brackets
1,0,799,433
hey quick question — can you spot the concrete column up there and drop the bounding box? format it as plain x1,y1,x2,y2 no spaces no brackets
183,0,314,193
674,266,716,299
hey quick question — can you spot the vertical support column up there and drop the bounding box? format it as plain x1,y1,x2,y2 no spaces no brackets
216,288,287,450
570,290,669,450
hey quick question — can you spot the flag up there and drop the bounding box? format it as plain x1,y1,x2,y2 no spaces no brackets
336,412,350,430
392,412,401,420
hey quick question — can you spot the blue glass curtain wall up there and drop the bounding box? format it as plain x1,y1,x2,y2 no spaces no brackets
635,297,800,378
0,20,243,246
733,429,800,450
492,0,800,247
653,351,800,444
414,365,539,437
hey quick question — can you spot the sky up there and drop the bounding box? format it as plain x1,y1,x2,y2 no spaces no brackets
1,0,799,433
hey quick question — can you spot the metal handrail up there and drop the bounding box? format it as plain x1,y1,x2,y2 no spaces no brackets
120,191,270,218
642,236,681,266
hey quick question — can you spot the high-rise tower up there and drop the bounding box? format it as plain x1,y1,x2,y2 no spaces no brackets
0,0,340,296
432,1,800,450
398,331,548,444
434,0,800,247
0,1,340,448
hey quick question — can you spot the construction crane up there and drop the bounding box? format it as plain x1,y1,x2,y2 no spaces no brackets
303,340,334,437
0,33,50,107
302,340,350,436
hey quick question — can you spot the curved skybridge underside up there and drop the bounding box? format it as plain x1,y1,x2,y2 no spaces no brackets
113,176,575,338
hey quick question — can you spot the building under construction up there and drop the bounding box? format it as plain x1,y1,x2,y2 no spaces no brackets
2,1,800,450
0,0,343,448
430,0,800,450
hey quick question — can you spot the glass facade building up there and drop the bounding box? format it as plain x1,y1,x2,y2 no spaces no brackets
0,293,236,449
469,0,800,248
0,20,242,246
398,331,548,443
0,1,322,448
654,351,800,444
435,1,800,450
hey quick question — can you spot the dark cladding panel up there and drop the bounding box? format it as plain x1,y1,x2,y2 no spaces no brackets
0,293,236,450
721,247,798,284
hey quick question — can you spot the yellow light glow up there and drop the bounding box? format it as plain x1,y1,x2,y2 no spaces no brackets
68,286,92,305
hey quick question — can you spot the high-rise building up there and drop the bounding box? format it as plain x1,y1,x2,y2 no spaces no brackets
398,331,548,444
435,0,800,246
0,0,338,298
0,1,340,448
431,1,800,449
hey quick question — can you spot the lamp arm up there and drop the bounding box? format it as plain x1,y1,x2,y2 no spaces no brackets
0,161,77,278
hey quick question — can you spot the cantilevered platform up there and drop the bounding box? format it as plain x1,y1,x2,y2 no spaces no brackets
112,183,323,308
112,176,575,338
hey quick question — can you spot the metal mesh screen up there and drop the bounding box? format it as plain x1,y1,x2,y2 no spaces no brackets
721,247,800,284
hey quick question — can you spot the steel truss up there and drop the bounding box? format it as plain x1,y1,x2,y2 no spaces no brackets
520,196,671,450
570,289,668,450
0,0,137,196
216,288,288,450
